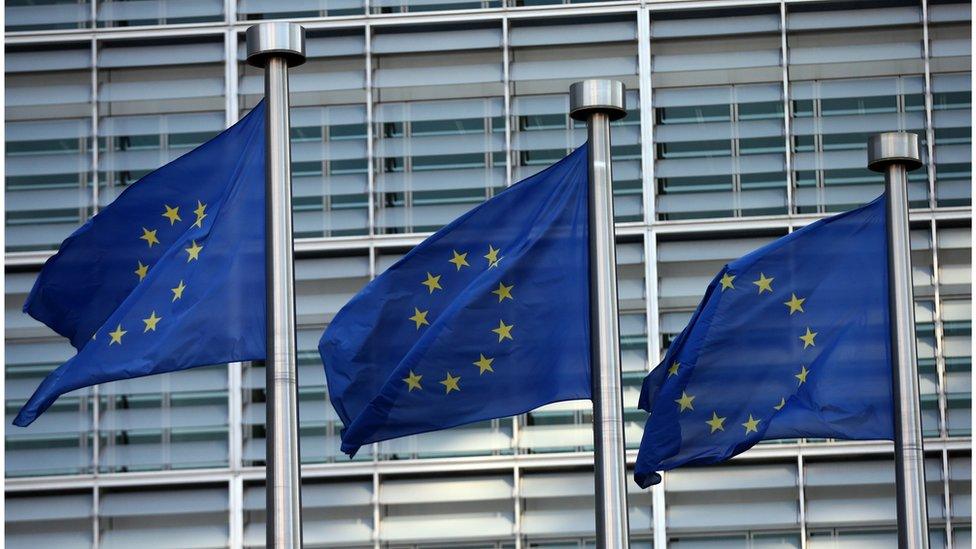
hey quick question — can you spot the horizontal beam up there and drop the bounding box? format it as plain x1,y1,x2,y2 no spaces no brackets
4,0,889,44
7,209,970,270
5,437,970,492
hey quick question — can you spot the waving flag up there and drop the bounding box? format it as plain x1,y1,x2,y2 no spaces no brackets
634,196,894,487
15,103,267,427
320,145,592,456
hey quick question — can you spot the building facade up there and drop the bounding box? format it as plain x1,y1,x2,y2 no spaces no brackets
3,0,972,547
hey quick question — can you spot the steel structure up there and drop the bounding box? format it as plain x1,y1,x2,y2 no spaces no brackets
4,1,972,548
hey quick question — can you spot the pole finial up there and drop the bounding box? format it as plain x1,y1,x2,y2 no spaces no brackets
246,22,307,69
867,132,922,173
569,80,627,122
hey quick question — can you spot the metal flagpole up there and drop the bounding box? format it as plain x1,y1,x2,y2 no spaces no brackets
570,79,630,548
246,22,306,549
867,132,929,549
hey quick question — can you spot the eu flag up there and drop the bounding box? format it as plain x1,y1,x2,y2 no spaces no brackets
635,196,894,487
15,103,267,427
320,145,591,456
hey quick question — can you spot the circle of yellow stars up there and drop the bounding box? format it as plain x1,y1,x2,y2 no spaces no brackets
402,243,515,395
103,200,209,348
675,268,819,438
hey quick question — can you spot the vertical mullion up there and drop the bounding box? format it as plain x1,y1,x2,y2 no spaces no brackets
92,484,100,549
637,6,654,226
373,471,382,549
229,475,244,548
90,35,102,485
929,221,950,439
503,16,513,188
921,0,939,210
513,465,522,549
797,452,808,549
365,23,376,237
780,0,795,217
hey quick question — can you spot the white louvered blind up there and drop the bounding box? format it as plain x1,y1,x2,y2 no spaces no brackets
5,271,93,477
666,462,799,532
6,0,90,32
6,492,93,548
373,24,504,234
98,38,225,206
99,486,229,549
379,475,514,543
790,76,928,213
241,31,370,237
244,255,370,465
520,470,653,538
97,0,222,28
238,0,364,19
6,44,94,252
931,72,971,208
510,17,641,222
651,9,786,220
244,480,373,547
787,3,928,213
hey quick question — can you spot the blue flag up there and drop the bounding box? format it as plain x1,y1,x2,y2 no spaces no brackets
634,196,894,487
320,145,591,455
15,103,267,427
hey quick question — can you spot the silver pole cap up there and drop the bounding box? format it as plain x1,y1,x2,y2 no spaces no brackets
246,22,307,68
867,132,922,172
569,79,627,122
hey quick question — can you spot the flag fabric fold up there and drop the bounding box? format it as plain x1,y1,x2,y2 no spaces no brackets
635,196,894,487
15,102,267,427
320,145,592,456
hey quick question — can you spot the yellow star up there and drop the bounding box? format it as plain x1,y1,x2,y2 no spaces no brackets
784,293,806,315
185,240,203,262
799,327,817,349
402,370,422,392
421,272,442,294
774,397,786,411
492,319,514,342
742,414,761,434
795,365,809,385
675,391,695,412
719,272,735,291
171,280,186,301
488,256,503,269
706,411,726,433
484,244,501,266
134,261,149,281
108,324,127,345
473,353,494,374
193,200,208,228
140,227,160,248
449,250,469,271
162,204,182,225
753,272,774,294
667,361,680,377
408,308,430,329
440,372,461,394
492,282,514,302
142,311,162,332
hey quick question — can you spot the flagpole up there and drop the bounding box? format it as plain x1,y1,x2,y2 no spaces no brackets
867,132,929,549
570,79,630,548
246,22,306,549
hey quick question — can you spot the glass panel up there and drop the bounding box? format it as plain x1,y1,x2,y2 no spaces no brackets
99,486,228,547
244,479,374,546
243,254,371,465
6,0,91,31
788,3,928,213
6,492,93,548
372,23,504,234
96,0,223,27
97,37,225,207
6,43,94,252
931,73,971,207
240,29,370,237
651,9,787,220
510,17,641,223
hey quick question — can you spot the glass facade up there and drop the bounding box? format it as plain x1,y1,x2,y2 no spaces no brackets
3,1,971,547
